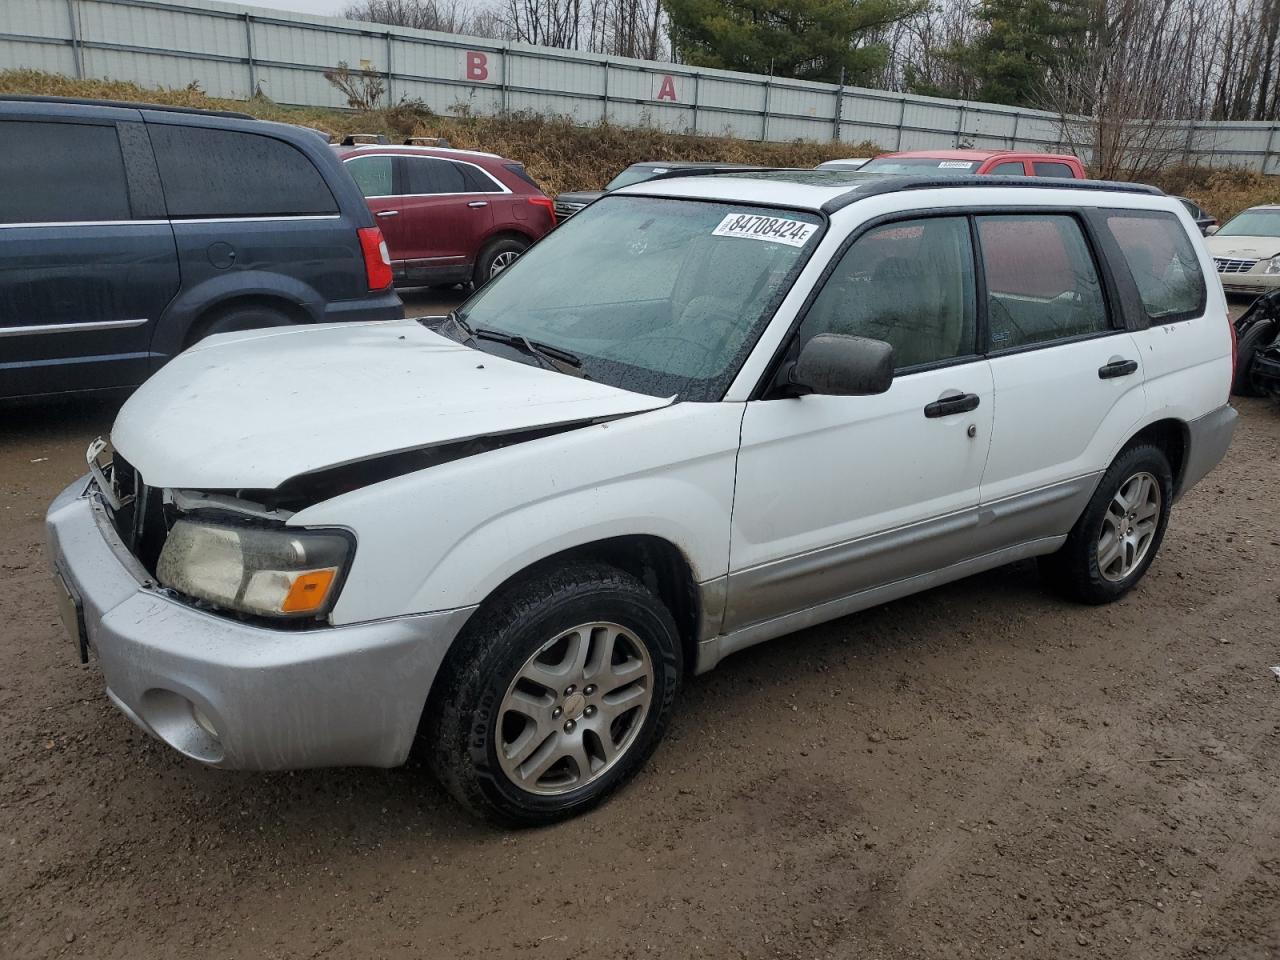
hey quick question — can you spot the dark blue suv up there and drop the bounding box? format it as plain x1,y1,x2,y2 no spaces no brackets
0,96,403,400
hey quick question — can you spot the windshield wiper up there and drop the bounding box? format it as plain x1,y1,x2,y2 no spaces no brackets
472,327,590,379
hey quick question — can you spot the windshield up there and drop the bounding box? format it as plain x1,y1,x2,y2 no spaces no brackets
861,156,980,176
603,166,669,190
1216,209,1280,238
454,196,823,400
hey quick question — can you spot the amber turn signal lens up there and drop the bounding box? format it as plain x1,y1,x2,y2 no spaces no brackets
281,569,338,613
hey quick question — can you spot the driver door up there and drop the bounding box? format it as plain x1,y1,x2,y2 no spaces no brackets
726,215,994,632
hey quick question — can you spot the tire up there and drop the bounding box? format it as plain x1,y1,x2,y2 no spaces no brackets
1038,443,1174,605
426,563,681,827
188,303,294,347
473,236,529,288
1232,319,1276,397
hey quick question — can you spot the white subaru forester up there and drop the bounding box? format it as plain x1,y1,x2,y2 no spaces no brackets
47,171,1237,825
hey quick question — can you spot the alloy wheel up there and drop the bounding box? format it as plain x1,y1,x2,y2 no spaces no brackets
490,250,520,276
1097,471,1162,582
495,622,653,796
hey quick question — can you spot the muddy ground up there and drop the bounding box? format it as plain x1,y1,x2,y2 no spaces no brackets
2,298,1278,960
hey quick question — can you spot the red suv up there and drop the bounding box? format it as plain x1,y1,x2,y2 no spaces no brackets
860,149,1086,179
335,145,556,287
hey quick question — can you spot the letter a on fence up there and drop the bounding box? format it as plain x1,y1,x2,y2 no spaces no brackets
656,75,678,102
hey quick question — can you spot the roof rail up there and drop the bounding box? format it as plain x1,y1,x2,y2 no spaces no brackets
0,94,254,120
340,133,390,145
821,174,1164,213
638,165,793,183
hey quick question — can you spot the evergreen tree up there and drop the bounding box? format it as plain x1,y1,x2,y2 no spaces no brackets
934,0,1091,107
665,0,923,84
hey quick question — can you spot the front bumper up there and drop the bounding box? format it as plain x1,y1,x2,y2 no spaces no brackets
1218,272,1280,296
45,476,474,770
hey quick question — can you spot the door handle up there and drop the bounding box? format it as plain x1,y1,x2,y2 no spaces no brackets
468,200,488,208
376,210,400,217
923,392,980,418
1098,358,1138,379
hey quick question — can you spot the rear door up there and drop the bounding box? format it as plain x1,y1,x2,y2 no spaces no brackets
987,160,1030,176
0,109,179,398
398,155,493,279
1032,160,1080,179
976,212,1147,514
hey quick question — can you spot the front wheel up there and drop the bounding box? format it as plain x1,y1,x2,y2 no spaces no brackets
426,564,681,826
1038,443,1173,604
473,236,529,287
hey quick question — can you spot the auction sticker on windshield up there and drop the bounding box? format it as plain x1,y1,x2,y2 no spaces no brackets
713,213,818,247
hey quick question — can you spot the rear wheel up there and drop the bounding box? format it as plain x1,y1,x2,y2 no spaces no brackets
1038,443,1173,604
188,303,294,347
1232,319,1276,397
426,563,681,826
473,237,529,287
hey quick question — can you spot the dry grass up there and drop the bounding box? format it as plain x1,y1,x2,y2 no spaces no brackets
0,69,878,195
1145,165,1280,223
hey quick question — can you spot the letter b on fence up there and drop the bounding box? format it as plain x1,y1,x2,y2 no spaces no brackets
465,51,488,82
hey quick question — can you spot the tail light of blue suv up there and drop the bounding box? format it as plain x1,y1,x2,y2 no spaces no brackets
357,226,393,290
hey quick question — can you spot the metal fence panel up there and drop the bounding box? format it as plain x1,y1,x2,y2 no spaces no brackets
1,0,1276,173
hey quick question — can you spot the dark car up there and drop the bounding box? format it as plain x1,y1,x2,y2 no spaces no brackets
0,96,402,401
1176,196,1218,235
552,161,760,221
334,144,556,286
1232,289,1280,398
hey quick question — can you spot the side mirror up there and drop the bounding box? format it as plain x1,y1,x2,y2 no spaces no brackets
780,334,895,397
1204,224,1218,236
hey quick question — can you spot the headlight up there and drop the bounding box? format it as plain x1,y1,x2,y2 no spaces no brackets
157,520,353,619
1265,257,1280,275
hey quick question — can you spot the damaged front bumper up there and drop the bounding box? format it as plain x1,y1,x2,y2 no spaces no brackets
44,476,475,770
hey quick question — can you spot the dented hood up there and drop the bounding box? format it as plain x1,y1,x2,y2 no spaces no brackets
111,318,673,489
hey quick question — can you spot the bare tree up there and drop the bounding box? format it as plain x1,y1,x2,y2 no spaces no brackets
1045,0,1210,178
343,0,485,33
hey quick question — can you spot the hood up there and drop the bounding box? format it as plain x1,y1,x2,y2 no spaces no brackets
1205,235,1280,260
111,318,672,490
555,191,605,205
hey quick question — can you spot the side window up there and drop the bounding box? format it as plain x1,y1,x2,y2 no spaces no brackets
455,162,503,193
989,161,1027,176
799,217,977,369
404,157,466,194
0,120,131,223
1103,211,1206,322
345,155,393,197
977,215,1110,350
1033,161,1076,179
150,125,337,217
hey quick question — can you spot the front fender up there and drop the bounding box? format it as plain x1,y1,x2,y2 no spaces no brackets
293,403,745,626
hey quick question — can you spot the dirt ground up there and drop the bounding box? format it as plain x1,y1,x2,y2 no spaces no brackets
2,299,1278,960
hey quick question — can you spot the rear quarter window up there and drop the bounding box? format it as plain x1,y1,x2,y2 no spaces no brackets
149,125,338,218
1103,211,1206,323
